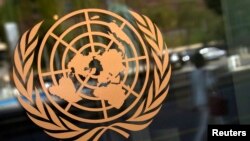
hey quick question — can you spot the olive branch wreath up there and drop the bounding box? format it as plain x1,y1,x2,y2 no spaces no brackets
13,11,171,141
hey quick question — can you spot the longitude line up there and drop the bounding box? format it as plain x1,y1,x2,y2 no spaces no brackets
76,75,91,93
121,83,139,97
50,33,79,54
101,100,108,119
42,69,70,77
65,103,71,111
85,12,95,53
120,22,126,29
106,40,114,51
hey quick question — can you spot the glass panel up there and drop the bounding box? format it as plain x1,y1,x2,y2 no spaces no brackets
0,0,248,141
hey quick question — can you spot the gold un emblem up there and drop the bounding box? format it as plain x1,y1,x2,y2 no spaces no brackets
13,9,171,140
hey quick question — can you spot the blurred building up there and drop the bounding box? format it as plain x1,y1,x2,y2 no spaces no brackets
222,0,250,51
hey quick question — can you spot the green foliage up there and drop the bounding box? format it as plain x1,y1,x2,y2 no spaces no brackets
0,0,20,22
127,0,225,47
0,0,104,28
0,0,225,48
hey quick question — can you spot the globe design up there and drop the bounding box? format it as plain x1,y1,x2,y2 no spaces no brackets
38,9,150,123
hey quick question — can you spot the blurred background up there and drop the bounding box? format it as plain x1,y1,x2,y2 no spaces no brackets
0,0,250,141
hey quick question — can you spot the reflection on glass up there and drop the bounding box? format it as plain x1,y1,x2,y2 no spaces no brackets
0,0,249,141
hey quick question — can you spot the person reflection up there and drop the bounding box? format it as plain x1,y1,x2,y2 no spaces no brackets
190,52,214,141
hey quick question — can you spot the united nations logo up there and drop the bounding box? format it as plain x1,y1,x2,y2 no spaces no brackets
13,9,171,140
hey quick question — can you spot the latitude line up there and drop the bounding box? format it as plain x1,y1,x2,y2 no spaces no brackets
122,56,147,62
122,56,130,83
101,100,108,119
42,69,71,77
85,12,95,53
50,33,79,54
121,83,139,97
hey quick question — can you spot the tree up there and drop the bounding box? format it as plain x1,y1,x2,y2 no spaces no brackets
126,0,225,47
